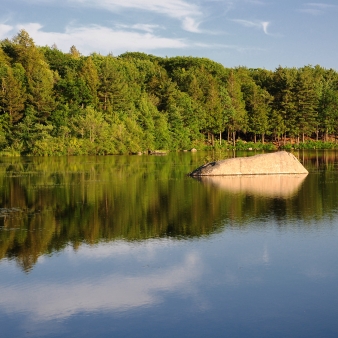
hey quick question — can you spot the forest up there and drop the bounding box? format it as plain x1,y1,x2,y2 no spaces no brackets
1,30,338,156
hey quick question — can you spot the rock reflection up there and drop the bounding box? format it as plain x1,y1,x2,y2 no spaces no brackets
198,175,308,198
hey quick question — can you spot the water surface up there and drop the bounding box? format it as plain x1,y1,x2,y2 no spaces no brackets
0,151,338,337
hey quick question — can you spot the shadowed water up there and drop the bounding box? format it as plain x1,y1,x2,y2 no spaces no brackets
0,150,338,337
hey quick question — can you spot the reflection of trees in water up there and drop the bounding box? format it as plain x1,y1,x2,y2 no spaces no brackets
0,151,337,271
296,149,338,170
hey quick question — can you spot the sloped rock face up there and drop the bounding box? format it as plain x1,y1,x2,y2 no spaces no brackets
190,151,308,176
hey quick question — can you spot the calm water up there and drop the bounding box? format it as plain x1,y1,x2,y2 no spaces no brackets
0,151,338,338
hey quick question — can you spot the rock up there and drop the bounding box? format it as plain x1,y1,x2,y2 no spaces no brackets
189,151,308,176
191,148,197,152
149,150,168,155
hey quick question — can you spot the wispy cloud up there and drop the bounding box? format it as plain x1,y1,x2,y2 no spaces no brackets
4,22,187,55
232,19,270,35
299,3,338,15
194,42,265,53
116,23,161,33
244,0,266,5
69,0,203,33
306,3,338,9
300,8,322,15
17,0,204,33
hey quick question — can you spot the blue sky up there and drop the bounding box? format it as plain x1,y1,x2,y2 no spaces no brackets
1,0,337,70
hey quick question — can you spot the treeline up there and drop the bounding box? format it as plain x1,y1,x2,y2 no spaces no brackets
1,30,338,155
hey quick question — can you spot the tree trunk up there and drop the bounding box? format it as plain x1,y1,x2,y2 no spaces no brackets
219,131,222,145
232,131,236,147
302,133,305,143
254,134,256,143
262,133,265,144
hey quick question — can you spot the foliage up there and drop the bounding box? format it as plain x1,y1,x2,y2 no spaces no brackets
1,30,338,155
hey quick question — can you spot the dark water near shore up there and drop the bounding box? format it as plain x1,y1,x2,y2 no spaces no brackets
0,150,338,337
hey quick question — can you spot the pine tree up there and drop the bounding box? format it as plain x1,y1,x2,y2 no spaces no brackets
97,56,130,115
242,81,272,143
0,66,26,123
294,67,319,142
226,70,247,145
271,66,297,143
318,79,338,141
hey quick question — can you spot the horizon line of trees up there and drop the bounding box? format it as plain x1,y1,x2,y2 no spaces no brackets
1,30,338,155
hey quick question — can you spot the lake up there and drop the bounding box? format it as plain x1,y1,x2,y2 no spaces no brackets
0,150,338,338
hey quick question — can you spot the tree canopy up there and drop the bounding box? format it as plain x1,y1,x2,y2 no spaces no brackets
1,30,338,155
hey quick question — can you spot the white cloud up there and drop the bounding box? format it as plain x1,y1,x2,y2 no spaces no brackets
261,21,269,34
6,22,187,55
2,21,259,55
0,24,13,39
182,17,202,33
232,19,270,35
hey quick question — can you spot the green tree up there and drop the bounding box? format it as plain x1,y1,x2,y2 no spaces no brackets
242,81,272,143
97,56,130,115
72,106,108,143
271,66,297,144
9,30,55,121
226,70,247,145
79,56,99,107
318,80,338,141
294,67,319,142
0,66,26,123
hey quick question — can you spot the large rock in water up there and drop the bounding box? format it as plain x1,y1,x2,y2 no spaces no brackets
190,151,308,176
